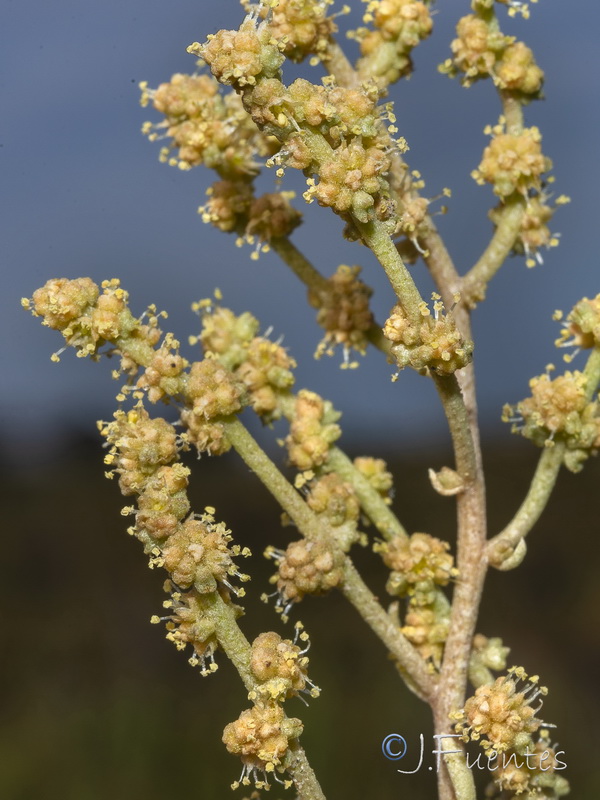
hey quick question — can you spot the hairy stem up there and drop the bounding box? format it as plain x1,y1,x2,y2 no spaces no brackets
354,217,425,322
486,444,563,567
432,370,487,800
340,559,435,702
461,197,526,308
270,236,330,295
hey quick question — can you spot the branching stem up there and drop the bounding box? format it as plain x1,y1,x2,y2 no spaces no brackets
222,416,435,700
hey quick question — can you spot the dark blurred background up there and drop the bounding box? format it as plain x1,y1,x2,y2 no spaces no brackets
3,0,600,798
3,438,600,799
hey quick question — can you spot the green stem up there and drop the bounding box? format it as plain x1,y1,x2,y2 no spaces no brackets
270,236,330,295
440,738,477,800
486,444,563,567
286,741,328,800
501,91,525,135
432,374,478,483
324,40,359,88
223,417,323,538
354,217,425,323
340,560,435,702
583,345,600,396
461,198,526,308
200,590,257,692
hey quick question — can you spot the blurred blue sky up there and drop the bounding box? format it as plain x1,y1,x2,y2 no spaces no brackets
3,0,600,461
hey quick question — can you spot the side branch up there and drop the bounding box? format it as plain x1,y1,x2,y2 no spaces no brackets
270,236,330,295
325,446,409,541
269,235,393,357
461,91,525,308
223,416,435,700
340,560,435,702
460,198,526,308
276,394,408,542
204,590,327,800
354,217,425,323
488,345,600,567
486,444,563,568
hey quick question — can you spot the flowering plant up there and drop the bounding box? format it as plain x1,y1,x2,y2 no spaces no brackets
23,1,599,798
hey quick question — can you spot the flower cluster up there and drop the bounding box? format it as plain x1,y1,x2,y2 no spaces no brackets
454,667,549,754
285,390,342,470
396,192,430,244
245,191,303,245
222,702,303,789
101,403,251,594
306,473,359,527
23,278,159,363
181,356,246,454
306,141,392,224
195,16,285,90
307,264,374,362
383,293,473,375
100,405,179,495
490,731,570,798
398,593,451,669
249,628,319,702
306,473,362,550
440,13,543,95
92,402,254,682
199,182,302,255
197,303,296,422
243,0,337,63
472,123,552,199
377,532,455,668
375,531,456,600
198,305,260,369
555,294,600,352
489,194,565,268
141,72,275,176
265,538,345,619
136,333,187,403
199,180,254,233
469,633,511,688
353,456,394,504
503,369,600,472
198,16,400,230
224,610,320,788
151,583,221,676
352,0,433,88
